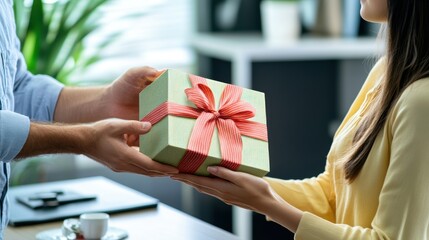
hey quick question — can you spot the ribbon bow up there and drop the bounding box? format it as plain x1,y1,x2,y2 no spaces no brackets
141,74,267,173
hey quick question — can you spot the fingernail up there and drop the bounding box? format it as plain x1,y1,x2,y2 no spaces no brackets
207,166,217,174
141,122,151,130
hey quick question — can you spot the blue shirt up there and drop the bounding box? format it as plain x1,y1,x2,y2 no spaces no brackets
0,0,63,236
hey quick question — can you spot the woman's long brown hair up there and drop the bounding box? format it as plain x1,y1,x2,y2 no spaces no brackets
344,0,429,182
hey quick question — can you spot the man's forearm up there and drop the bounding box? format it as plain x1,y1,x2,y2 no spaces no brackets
54,87,109,123
16,122,92,159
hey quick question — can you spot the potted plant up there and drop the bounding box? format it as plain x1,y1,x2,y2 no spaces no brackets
10,0,119,185
260,0,301,45
13,0,120,85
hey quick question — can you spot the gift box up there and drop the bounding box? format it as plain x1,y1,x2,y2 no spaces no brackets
139,69,269,177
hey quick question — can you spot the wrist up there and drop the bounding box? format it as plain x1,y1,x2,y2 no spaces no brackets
260,186,303,233
99,84,114,118
256,188,285,215
68,124,94,155
17,122,94,158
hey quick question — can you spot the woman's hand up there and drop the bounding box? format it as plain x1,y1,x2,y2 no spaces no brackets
172,167,279,213
171,166,303,232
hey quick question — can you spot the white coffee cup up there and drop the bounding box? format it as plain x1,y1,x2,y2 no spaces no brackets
79,213,109,239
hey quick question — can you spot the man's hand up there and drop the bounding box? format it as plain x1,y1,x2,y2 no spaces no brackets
54,66,163,123
85,119,177,176
18,119,178,176
103,66,162,121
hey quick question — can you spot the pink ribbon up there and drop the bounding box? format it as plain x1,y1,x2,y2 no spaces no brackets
141,74,268,173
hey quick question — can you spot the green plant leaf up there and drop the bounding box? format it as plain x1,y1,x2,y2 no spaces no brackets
45,1,109,80
13,0,27,41
22,0,46,72
14,0,135,84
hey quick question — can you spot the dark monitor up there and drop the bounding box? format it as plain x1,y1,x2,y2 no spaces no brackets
197,0,262,32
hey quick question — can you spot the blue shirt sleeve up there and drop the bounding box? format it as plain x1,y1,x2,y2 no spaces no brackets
0,110,30,162
13,51,64,121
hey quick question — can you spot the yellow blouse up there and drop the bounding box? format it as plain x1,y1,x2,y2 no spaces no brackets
265,59,429,239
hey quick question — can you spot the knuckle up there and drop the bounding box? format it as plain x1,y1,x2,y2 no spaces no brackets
127,66,139,74
141,66,152,71
104,121,117,130
261,180,270,188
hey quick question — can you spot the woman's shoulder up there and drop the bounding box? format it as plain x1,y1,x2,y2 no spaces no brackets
399,78,429,107
390,78,429,125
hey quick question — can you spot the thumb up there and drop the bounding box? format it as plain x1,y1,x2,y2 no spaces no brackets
115,120,152,135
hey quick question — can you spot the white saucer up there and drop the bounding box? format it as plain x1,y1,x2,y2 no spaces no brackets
36,226,128,240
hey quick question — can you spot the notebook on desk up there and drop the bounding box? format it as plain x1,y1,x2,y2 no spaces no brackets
8,176,158,226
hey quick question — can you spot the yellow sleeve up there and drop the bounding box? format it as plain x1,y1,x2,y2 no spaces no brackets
265,160,336,222
295,80,429,239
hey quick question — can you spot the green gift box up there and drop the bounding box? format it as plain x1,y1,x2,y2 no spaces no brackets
139,69,270,177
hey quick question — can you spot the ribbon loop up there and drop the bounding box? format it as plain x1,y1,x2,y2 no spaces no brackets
185,84,215,111
218,101,255,120
219,85,243,108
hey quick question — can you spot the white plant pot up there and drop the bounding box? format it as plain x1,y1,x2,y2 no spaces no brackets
261,1,301,45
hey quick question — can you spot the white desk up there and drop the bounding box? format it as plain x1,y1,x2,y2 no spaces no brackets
191,33,383,240
6,177,239,240
6,203,240,240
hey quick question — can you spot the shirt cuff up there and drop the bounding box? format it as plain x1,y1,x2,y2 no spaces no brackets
0,110,30,162
14,74,64,122
295,212,342,240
